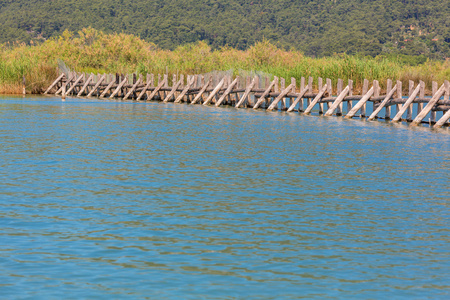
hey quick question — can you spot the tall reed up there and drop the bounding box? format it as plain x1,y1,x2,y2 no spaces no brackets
0,28,448,94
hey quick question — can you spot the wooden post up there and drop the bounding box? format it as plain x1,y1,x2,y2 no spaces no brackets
109,77,128,98
55,73,75,95
289,77,296,108
336,79,343,115
280,78,286,110
100,76,116,98
368,82,397,121
385,79,392,119
326,78,332,111
236,77,257,108
77,74,94,96
44,73,65,95
147,76,168,101
216,76,240,107
300,77,306,111
360,79,369,117
136,74,155,101
191,77,211,104
411,83,446,126
324,85,350,116
254,77,277,109
345,85,374,119
163,77,183,102
407,80,414,121
268,82,295,111
430,82,437,123
392,83,421,122
65,74,84,95
175,76,196,103
417,80,425,116
307,76,313,108
396,80,402,116
87,74,106,97
303,84,327,114
123,78,142,100
318,78,324,113
432,81,450,128
347,79,353,113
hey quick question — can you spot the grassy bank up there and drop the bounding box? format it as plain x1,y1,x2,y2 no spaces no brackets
1,28,449,94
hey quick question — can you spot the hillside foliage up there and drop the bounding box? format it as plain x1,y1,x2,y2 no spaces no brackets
0,0,449,59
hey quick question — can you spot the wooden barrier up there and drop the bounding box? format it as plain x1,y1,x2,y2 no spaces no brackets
44,71,450,129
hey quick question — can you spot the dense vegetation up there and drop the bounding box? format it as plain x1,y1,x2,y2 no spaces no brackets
1,28,448,94
0,0,449,59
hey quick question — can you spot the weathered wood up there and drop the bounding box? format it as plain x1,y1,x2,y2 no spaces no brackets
99,78,116,98
123,78,142,100
287,86,309,112
303,84,327,114
65,73,85,95
191,77,212,104
307,77,313,108
279,78,286,110
406,80,415,121
87,74,106,97
367,83,397,121
109,77,128,99
175,76,196,103
392,83,421,122
347,80,353,113
203,78,225,105
136,75,155,101
430,82,438,123
336,79,343,115
44,73,65,94
236,77,257,108
412,83,446,126
326,78,332,111
216,76,240,106
267,82,295,111
147,76,168,101
318,78,324,113
345,85,374,119
77,74,93,96
324,85,350,116
163,77,183,102
384,79,392,119
360,79,369,117
417,80,425,115
55,73,75,95
253,77,277,109
396,80,402,115
300,77,306,111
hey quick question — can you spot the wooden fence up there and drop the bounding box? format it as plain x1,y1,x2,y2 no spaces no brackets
44,71,450,128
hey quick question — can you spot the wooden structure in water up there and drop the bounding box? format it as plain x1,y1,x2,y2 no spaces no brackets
44,71,450,128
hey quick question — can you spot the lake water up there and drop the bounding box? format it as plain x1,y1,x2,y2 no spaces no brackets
1,96,449,299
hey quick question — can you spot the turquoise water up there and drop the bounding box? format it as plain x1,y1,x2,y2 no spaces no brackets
0,96,449,299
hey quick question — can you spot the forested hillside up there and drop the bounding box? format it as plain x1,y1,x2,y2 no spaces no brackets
0,0,449,59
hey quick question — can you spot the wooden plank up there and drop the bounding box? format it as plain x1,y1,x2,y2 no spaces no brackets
303,84,327,114
136,74,155,101
163,77,183,102
433,81,450,128
392,83,421,122
430,81,437,123
307,76,313,108
99,78,116,98
367,83,397,121
123,78,142,100
147,76,168,101
279,78,286,110
203,78,225,105
287,86,309,112
87,74,106,97
289,77,296,108
412,83,446,126
253,77,277,109
191,77,212,104
77,74,93,96
267,82,295,111
216,76,240,106
344,85,374,119
175,76,196,103
44,73,65,94
109,77,128,98
300,77,306,111
236,77,257,108
65,73,84,95
324,85,350,116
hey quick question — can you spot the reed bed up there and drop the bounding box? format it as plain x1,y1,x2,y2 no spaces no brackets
0,28,448,94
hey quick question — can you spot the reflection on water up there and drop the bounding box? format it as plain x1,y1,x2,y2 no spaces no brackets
0,96,449,299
